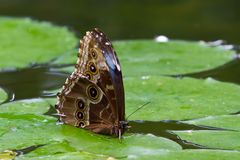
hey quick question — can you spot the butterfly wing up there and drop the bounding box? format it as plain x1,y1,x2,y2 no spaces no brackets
56,28,125,136
56,72,117,135
88,29,125,122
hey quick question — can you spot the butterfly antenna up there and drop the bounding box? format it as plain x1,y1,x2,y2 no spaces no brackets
126,102,151,120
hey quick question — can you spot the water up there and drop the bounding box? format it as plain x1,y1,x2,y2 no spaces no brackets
0,65,69,104
175,57,240,84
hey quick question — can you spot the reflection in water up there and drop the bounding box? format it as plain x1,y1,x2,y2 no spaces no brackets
0,55,239,149
0,65,69,104
180,57,240,84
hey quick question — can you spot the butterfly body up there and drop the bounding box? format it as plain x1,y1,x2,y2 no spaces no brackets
56,28,127,137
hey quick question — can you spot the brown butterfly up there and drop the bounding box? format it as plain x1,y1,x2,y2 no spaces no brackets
55,28,128,137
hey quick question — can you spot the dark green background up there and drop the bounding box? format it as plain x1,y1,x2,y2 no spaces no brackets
0,0,239,43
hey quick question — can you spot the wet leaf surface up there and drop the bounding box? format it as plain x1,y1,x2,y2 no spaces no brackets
0,17,77,69
0,98,51,115
125,76,240,121
185,115,240,131
0,88,7,104
174,130,240,150
0,113,181,159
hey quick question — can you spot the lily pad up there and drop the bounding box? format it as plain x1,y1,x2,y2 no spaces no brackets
0,98,52,115
125,76,240,121
0,114,181,159
18,151,113,160
0,87,7,104
115,40,236,76
0,17,78,69
138,150,240,160
174,130,240,150
185,115,240,131
54,40,236,76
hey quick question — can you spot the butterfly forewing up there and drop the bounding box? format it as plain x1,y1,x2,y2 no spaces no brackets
92,29,125,122
56,28,126,136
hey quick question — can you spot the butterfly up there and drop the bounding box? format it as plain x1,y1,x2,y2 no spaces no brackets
55,28,128,137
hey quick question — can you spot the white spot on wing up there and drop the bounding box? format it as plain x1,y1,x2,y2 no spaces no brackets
105,42,111,46
116,63,121,71
86,31,90,36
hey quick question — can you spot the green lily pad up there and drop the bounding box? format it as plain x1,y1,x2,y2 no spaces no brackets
22,146,240,160
185,115,240,131
18,151,113,160
0,114,60,152
125,76,240,121
0,98,53,115
138,150,240,160
115,40,235,76
0,87,7,104
53,49,77,66
174,130,240,150
0,17,78,69
0,114,181,158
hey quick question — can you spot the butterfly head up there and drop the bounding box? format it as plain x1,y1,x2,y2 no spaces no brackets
120,121,129,129
120,121,130,136
113,121,129,138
